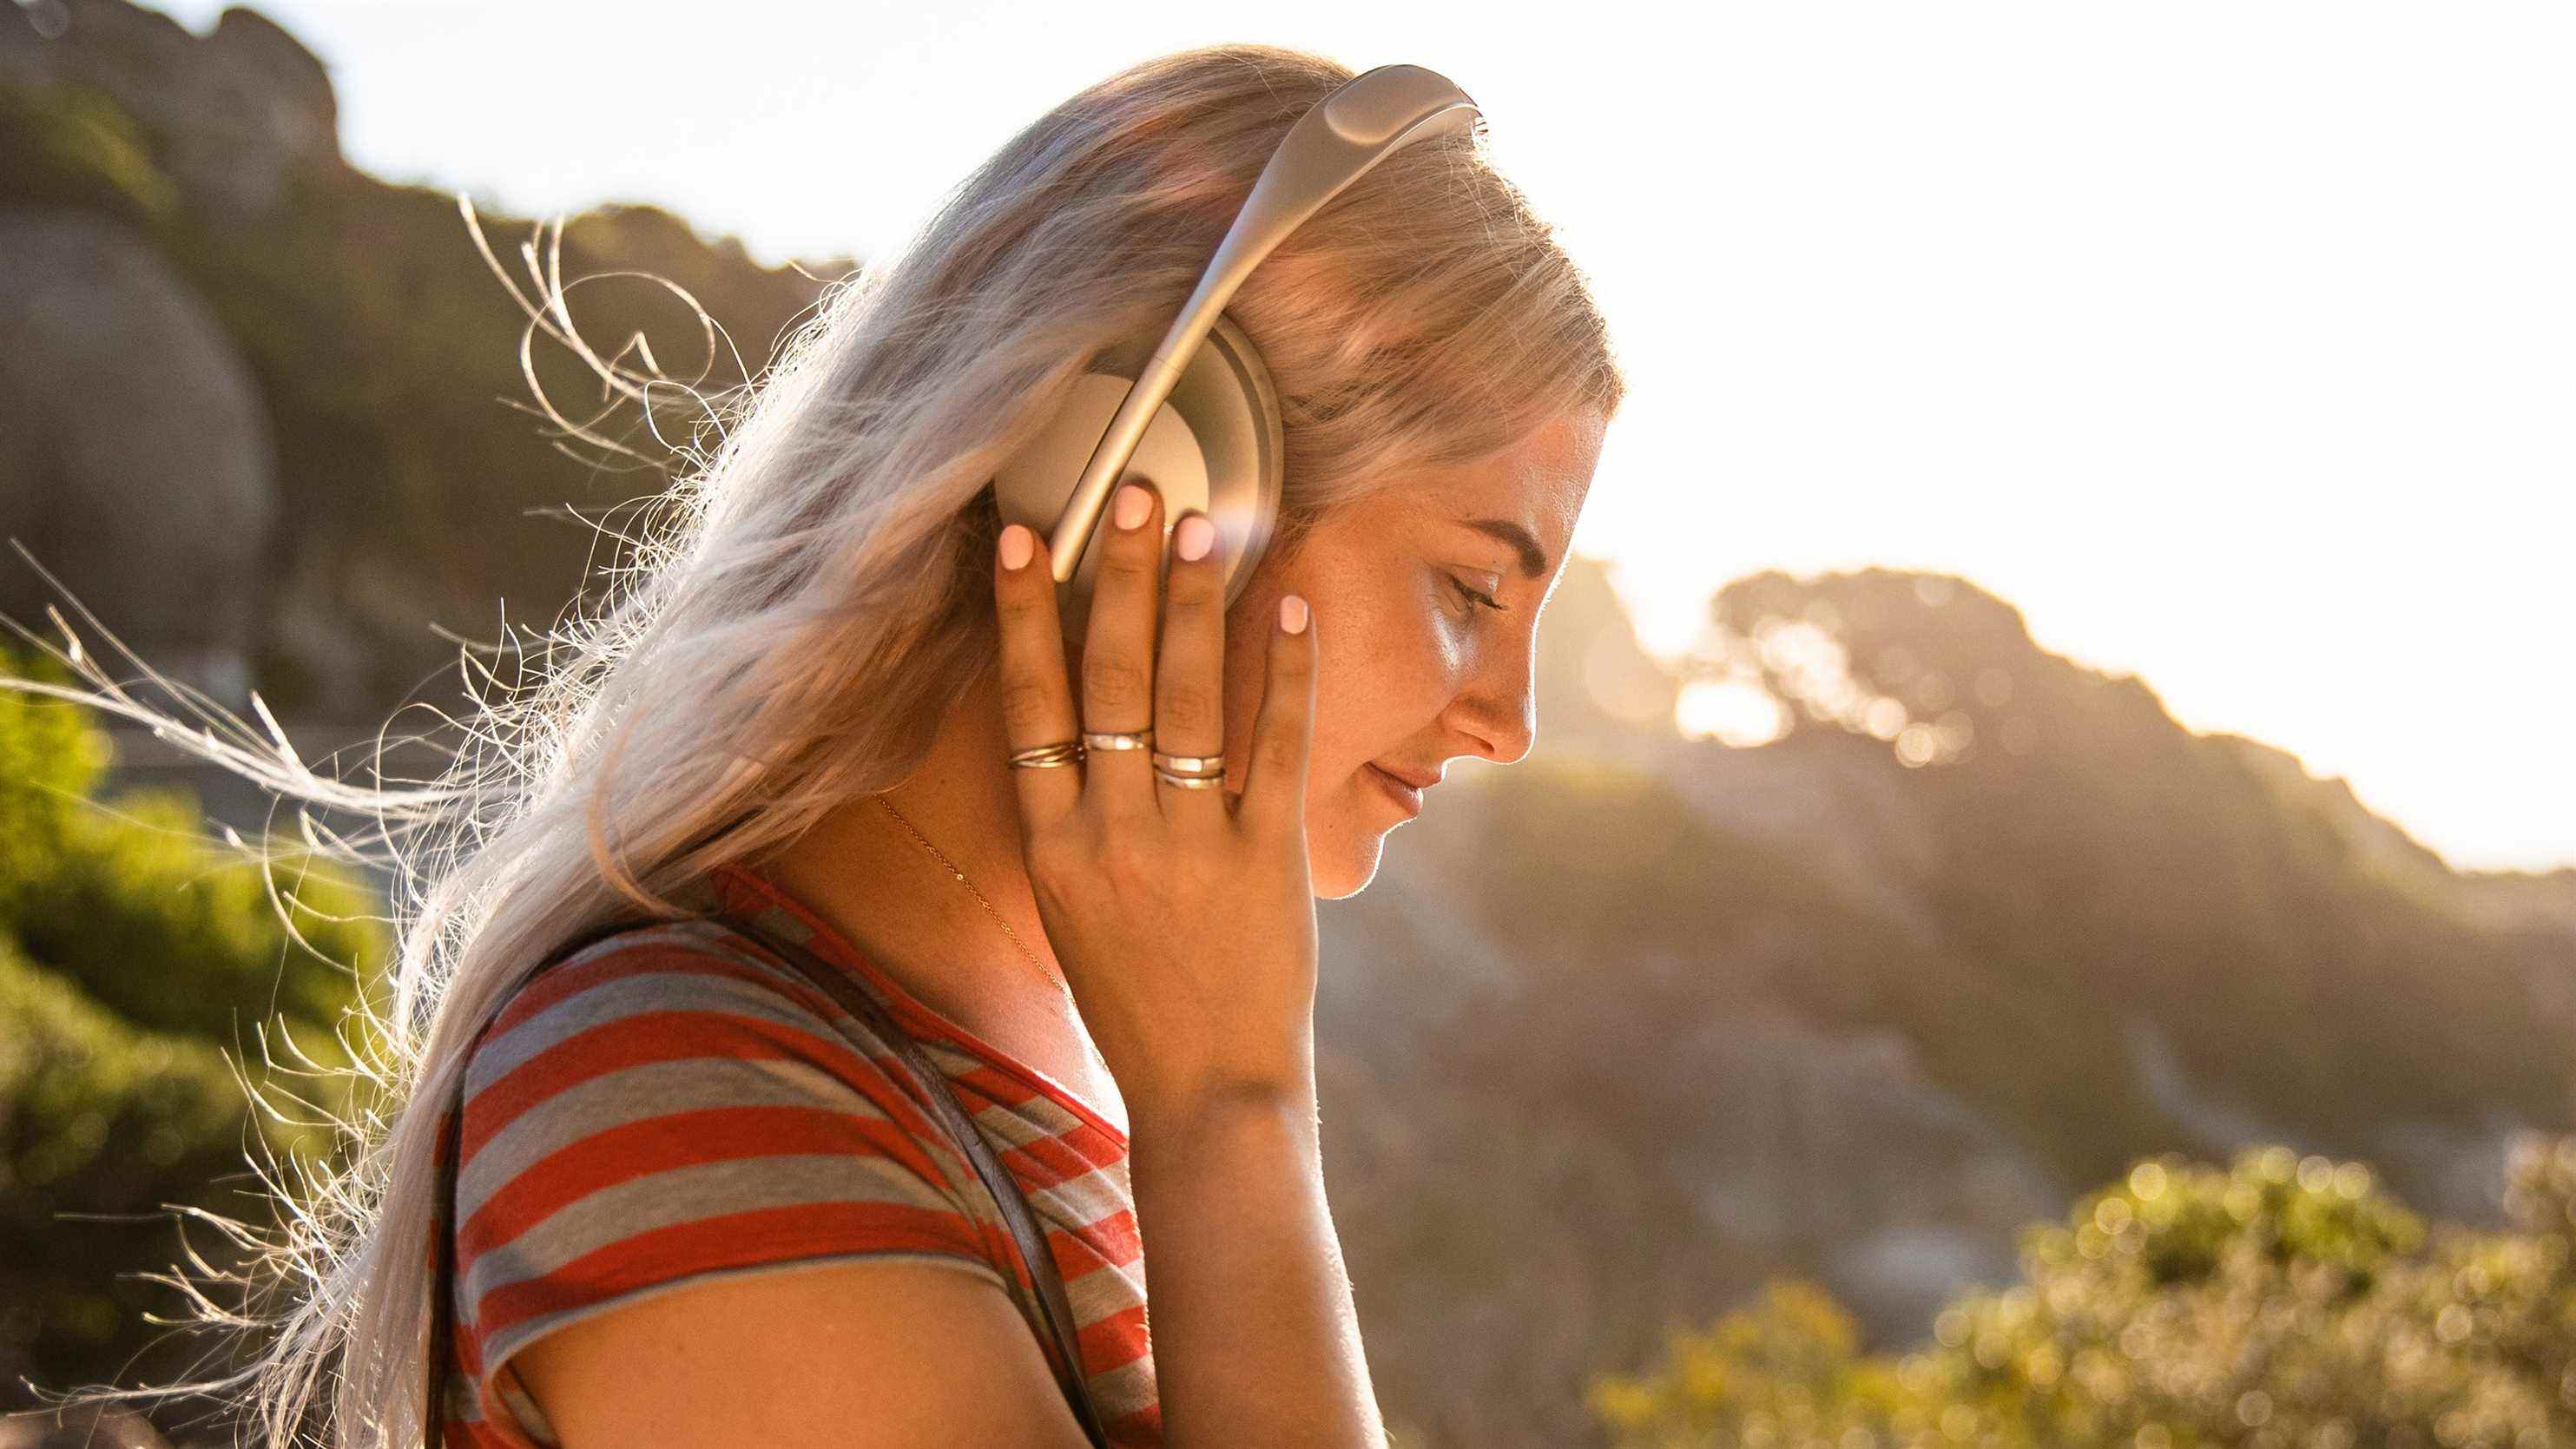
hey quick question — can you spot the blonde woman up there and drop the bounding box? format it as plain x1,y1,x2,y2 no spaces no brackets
25,41,1621,1448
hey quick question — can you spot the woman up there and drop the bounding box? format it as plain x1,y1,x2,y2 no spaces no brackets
39,41,1620,1449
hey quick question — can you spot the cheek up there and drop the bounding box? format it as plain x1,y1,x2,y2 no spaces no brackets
1214,592,1373,776
1329,576,1462,693
1216,556,1464,788
1309,596,1465,786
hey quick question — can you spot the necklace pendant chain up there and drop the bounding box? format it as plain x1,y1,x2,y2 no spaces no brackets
872,794,1053,985
870,793,1112,1101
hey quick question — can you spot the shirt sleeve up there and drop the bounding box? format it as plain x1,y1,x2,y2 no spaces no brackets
443,929,1017,1446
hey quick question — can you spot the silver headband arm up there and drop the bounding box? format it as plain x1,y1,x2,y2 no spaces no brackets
1043,63,1480,584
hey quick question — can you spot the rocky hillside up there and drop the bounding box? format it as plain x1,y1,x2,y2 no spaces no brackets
1313,559,2576,1446
0,0,837,720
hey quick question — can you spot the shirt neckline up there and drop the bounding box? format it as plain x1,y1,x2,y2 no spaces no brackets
707,860,1130,1150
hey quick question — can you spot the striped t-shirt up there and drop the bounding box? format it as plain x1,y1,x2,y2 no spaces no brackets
438,862,1159,1446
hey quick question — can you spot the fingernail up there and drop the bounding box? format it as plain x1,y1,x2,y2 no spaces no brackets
1280,595,1308,634
1175,514,1214,561
1114,483,1150,530
998,524,1033,570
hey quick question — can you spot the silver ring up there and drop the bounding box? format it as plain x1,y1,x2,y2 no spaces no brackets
1083,729,1154,752
1009,740,1084,769
1153,748,1225,791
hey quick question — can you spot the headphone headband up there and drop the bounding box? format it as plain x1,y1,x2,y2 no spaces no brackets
1039,63,1480,588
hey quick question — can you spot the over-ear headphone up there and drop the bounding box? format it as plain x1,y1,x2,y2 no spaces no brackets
988,63,1479,635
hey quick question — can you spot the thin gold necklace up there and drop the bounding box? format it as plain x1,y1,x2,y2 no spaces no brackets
870,793,1110,1077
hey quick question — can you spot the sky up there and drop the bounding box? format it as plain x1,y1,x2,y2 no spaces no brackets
156,0,2576,873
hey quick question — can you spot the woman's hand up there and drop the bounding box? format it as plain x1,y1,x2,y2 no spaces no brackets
992,481,1319,1125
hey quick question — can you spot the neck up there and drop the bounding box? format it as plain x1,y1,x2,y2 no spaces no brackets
754,669,1072,1024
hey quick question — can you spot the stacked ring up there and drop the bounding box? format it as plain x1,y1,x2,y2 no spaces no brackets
1152,749,1227,791
1008,740,1084,769
1010,733,1223,788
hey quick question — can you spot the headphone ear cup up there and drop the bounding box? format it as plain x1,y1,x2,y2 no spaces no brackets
992,311,1283,638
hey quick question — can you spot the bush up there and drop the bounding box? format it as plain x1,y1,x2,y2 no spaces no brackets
1591,1142,2576,1448
0,643,386,1403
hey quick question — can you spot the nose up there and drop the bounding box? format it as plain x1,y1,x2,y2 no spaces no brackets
1443,628,1539,766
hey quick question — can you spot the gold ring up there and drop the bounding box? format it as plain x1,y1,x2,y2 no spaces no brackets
1083,729,1154,752
1154,767,1228,790
1009,740,1085,769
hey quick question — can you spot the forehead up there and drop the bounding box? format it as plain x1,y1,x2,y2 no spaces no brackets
1368,410,1604,555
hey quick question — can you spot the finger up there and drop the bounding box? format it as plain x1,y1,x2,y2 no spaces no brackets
1078,480,1166,824
1236,592,1315,836
992,520,1082,827
1151,510,1229,822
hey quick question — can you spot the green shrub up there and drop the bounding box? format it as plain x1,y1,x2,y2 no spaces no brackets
0,643,387,1399
1591,1143,2576,1448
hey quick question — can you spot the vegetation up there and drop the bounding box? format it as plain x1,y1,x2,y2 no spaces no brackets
0,78,177,224
1591,1137,2576,1448
0,642,387,1403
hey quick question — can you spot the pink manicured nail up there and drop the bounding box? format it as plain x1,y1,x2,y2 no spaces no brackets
1114,483,1151,530
1280,595,1309,634
1175,514,1215,561
998,524,1033,570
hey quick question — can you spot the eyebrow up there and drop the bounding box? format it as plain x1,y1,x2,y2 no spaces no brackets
1461,517,1550,579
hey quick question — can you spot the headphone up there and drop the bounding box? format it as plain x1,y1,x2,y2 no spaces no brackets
988,63,1480,635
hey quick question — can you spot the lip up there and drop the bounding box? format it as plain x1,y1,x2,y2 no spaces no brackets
1364,763,1425,818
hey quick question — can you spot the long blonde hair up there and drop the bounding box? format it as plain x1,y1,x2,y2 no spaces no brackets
7,42,1623,1446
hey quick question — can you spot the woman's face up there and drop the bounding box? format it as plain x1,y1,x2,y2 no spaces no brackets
1218,409,1608,899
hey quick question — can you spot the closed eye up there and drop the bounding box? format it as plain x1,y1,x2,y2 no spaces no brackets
1447,575,1505,614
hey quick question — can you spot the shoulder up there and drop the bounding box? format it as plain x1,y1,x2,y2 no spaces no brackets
448,919,1018,1428
454,919,985,1217
466,918,866,1072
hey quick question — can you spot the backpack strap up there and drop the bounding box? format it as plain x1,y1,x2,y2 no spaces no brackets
423,911,1113,1448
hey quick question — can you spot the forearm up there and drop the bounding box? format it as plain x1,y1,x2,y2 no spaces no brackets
1125,1083,1383,1448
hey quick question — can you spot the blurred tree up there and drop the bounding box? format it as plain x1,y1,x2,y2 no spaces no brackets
0,642,387,1406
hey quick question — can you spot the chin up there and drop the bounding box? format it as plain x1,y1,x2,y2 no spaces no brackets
1309,837,1384,900
1305,787,1398,899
